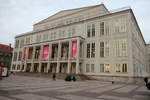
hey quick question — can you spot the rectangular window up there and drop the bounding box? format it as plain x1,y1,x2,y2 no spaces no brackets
18,51,22,61
87,43,90,58
87,25,90,37
105,22,109,36
116,64,121,72
20,39,24,48
122,63,127,72
86,64,90,72
100,64,104,72
15,40,19,48
116,63,127,73
13,52,17,61
91,43,95,58
114,18,126,33
100,22,104,36
115,39,127,57
100,64,110,73
92,24,95,37
91,64,95,72
105,41,109,57
100,42,104,57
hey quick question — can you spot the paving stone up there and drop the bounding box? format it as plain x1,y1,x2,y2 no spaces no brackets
113,85,138,93
57,94,102,100
12,94,59,100
0,96,15,100
133,95,150,100
98,94,137,100
88,84,124,93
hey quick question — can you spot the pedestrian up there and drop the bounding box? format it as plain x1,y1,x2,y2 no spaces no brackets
53,73,56,81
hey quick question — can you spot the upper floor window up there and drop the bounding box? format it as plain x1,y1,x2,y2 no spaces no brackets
43,33,48,41
91,43,95,58
114,17,126,33
100,22,104,36
100,22,109,36
15,40,19,48
36,35,41,42
87,25,90,37
115,39,127,57
26,37,30,44
87,24,95,37
87,43,90,58
92,24,95,37
20,39,24,48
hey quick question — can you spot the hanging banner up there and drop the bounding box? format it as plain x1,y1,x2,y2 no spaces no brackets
41,46,49,59
22,48,27,59
71,41,77,57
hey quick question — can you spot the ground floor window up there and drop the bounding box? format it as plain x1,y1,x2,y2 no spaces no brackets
115,63,127,73
86,64,95,73
99,64,110,73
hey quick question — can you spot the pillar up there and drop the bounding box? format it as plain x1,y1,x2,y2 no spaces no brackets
38,62,41,72
76,38,80,74
57,42,62,60
67,62,71,74
56,62,60,73
30,63,34,72
47,62,50,73
68,40,72,59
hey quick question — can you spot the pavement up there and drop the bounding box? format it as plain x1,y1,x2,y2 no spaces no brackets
0,75,150,100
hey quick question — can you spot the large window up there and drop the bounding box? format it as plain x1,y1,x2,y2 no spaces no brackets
116,63,127,73
86,64,90,72
91,43,95,58
115,39,127,57
100,42,104,57
86,64,95,73
100,22,104,36
100,22,109,36
87,25,90,37
87,43,90,58
15,40,19,48
13,52,17,61
114,18,126,33
92,24,95,37
100,64,111,73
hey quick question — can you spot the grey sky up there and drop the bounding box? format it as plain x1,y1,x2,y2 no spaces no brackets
0,0,150,46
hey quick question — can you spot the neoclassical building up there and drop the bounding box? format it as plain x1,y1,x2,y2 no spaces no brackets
11,4,150,81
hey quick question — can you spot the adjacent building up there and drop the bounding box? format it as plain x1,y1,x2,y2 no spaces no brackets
11,4,150,82
0,44,13,76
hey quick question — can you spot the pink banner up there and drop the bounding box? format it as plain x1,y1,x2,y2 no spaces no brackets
41,46,49,59
71,41,77,57
23,48,27,59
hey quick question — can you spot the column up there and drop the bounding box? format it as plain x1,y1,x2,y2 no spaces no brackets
30,63,34,72
38,62,41,72
68,40,72,59
24,63,27,72
56,62,60,73
49,44,52,60
76,38,80,74
47,62,50,73
57,42,62,60
67,62,71,74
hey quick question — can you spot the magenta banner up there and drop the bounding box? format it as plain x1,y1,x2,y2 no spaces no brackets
23,48,27,59
41,46,49,59
71,41,77,57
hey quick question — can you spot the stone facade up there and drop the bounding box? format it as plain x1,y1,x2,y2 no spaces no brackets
11,4,150,81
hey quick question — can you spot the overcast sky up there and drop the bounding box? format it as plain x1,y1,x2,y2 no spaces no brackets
0,0,150,46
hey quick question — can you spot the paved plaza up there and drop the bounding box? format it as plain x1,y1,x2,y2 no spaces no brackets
0,75,150,100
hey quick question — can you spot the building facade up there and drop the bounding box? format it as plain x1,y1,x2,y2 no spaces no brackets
0,44,13,76
11,4,150,81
